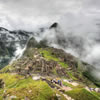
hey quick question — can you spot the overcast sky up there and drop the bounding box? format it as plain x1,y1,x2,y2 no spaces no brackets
0,0,100,31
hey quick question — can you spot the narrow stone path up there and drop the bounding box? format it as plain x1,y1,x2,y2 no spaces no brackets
32,75,74,100
42,78,74,100
62,86,72,91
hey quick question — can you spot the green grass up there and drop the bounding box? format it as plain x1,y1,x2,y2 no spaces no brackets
0,73,56,100
0,73,23,87
7,77,33,88
39,49,97,87
0,65,14,73
40,49,59,61
92,91,100,98
5,80,55,100
59,62,69,68
40,49,68,68
53,68,58,75
67,71,78,80
65,88,100,100
63,81,75,88
0,89,4,99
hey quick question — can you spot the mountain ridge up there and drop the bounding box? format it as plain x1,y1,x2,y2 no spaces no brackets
1,37,99,85
0,34,100,99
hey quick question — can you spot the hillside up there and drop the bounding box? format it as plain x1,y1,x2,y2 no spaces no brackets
0,37,100,100
0,27,32,68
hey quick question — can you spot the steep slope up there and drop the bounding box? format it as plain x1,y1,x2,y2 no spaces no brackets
0,37,100,100
0,37,99,85
0,23,100,99
0,25,48,68
65,88,100,100
0,27,33,68
0,73,58,100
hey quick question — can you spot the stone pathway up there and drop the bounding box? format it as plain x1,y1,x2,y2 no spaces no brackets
62,86,72,91
32,76,74,100
63,79,79,86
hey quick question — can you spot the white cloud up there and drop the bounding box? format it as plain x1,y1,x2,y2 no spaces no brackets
0,0,99,30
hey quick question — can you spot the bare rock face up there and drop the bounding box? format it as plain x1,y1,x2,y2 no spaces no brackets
49,22,58,29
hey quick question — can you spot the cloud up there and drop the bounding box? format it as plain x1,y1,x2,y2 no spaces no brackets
0,0,99,30
0,0,100,77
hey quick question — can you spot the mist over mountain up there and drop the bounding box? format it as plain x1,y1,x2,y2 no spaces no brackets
0,0,100,80
34,22,100,69
0,22,100,80
0,0,100,99
0,27,32,68
0,0,100,63
34,22,100,79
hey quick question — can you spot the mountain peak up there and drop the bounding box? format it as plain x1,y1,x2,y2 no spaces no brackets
49,22,58,29
0,27,9,31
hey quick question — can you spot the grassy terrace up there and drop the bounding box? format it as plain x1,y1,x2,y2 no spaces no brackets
65,88,100,100
39,49,68,68
92,91,100,98
0,73,56,100
63,81,75,88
